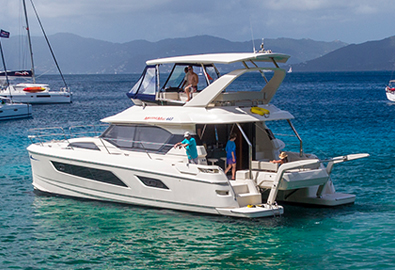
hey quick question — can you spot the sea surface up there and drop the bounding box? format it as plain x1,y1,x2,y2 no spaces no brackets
1,72,394,269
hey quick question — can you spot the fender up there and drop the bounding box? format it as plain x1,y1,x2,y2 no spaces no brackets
250,106,270,117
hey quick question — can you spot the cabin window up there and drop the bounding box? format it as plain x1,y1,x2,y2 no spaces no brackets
101,125,136,149
134,125,171,151
68,142,100,150
101,124,173,153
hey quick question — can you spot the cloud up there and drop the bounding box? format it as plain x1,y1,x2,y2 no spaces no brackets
0,0,394,44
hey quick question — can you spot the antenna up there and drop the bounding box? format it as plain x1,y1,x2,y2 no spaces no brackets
250,19,256,53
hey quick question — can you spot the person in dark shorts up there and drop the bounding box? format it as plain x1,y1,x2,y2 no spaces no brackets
224,133,237,180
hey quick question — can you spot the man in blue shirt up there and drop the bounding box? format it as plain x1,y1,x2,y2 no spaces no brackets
174,131,198,164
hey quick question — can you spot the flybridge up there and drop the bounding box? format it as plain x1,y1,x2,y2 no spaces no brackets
127,51,290,107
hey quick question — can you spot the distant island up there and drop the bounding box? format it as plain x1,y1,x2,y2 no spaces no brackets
1,33,394,74
294,36,395,72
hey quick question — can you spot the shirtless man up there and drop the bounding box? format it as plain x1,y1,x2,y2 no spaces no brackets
184,65,198,101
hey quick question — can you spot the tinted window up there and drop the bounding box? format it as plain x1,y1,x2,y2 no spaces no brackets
51,161,128,187
101,124,172,153
134,125,171,151
69,142,100,150
101,125,136,149
138,176,169,189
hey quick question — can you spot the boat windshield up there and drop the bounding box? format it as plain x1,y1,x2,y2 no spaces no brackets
162,64,218,92
0,97,11,104
127,65,157,100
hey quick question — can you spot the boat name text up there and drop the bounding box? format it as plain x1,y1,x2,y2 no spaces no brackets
144,116,174,121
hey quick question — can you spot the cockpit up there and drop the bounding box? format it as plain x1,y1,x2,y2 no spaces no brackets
127,63,220,105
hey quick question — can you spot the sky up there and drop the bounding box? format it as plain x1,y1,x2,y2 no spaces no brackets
0,0,394,45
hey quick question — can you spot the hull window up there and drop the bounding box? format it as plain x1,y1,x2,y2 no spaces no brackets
137,176,169,190
51,161,128,187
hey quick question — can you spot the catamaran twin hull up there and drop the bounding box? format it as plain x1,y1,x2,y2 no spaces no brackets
0,92,72,104
0,84,72,104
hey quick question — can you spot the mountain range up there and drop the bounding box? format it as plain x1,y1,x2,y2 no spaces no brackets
1,33,394,74
294,36,395,72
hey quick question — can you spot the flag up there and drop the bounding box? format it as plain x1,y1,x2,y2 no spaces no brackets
0,30,10,38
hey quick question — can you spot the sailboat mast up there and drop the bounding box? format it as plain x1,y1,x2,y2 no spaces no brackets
22,0,35,83
0,40,10,87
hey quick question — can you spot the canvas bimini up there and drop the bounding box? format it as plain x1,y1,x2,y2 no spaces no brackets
27,50,369,218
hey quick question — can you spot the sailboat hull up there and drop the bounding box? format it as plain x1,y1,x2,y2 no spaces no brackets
0,84,72,104
0,92,72,104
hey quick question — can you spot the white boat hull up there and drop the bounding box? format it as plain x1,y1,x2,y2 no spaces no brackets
2,92,71,104
386,91,395,102
0,102,32,120
0,84,72,104
0,91,72,104
28,144,282,218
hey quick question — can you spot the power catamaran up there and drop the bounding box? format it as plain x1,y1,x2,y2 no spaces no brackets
27,50,369,218
0,0,71,104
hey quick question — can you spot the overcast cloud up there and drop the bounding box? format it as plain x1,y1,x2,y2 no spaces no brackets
0,0,394,44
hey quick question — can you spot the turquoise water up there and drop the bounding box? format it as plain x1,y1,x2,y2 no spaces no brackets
1,72,394,269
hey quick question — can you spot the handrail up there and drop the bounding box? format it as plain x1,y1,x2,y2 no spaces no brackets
28,127,68,145
236,123,252,179
69,124,108,137
29,125,108,143
266,159,320,205
287,119,303,157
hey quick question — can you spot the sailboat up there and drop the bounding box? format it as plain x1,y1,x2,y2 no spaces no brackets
287,66,292,73
0,0,71,104
0,30,32,121
385,80,395,102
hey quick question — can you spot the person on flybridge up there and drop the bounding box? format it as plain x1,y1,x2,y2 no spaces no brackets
183,65,198,101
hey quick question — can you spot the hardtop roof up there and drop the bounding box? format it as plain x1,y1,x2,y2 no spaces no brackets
146,52,290,65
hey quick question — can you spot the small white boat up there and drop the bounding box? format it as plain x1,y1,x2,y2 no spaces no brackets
0,97,32,121
287,66,292,73
27,50,369,218
385,80,395,102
